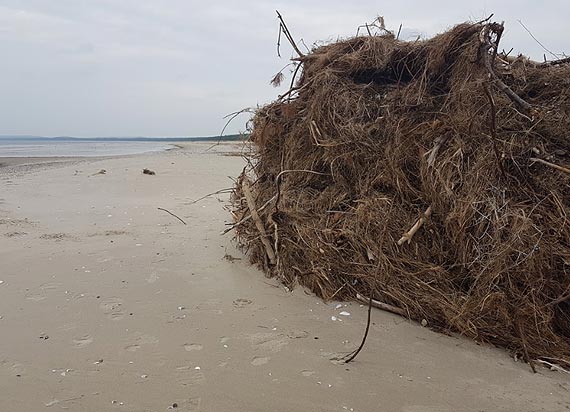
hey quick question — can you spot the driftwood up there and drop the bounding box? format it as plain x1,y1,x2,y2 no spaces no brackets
242,178,276,265
356,293,407,317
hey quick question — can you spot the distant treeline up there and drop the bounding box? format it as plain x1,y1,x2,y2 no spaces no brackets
0,134,247,142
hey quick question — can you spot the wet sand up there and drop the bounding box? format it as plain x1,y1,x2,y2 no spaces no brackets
0,143,568,411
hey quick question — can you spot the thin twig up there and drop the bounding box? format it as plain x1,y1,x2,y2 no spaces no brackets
207,108,253,151
222,194,277,235
187,188,233,205
242,178,276,265
157,208,187,225
516,318,537,373
536,360,570,374
530,157,570,175
425,135,449,167
343,293,373,363
396,23,402,40
483,84,506,176
276,10,304,58
539,56,570,67
274,169,329,212
277,23,282,57
518,20,560,59
287,63,302,101
479,24,534,116
397,205,432,245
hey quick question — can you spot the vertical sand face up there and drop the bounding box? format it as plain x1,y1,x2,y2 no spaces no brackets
0,143,568,411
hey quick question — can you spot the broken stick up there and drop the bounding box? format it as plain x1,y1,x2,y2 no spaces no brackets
397,205,432,246
530,157,570,175
242,178,276,265
356,293,407,317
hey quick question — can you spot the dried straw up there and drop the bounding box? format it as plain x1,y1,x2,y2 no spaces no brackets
231,21,570,365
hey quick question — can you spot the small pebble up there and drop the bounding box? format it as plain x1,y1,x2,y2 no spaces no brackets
421,319,428,327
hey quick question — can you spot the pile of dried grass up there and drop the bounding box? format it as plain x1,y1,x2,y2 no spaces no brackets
231,21,570,366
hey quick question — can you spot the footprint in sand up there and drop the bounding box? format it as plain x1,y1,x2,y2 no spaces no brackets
40,282,62,291
232,298,253,308
72,335,93,348
194,299,223,314
125,344,141,352
246,332,288,352
171,397,201,411
99,297,125,320
146,273,159,284
184,343,203,352
124,333,159,352
4,231,27,238
251,356,270,366
287,330,309,339
25,282,62,302
175,366,205,386
301,370,316,377
39,233,71,241
25,292,47,302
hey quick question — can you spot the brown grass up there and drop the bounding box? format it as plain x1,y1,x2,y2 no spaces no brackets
231,21,570,366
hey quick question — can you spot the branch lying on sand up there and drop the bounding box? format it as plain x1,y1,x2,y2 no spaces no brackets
397,206,432,245
242,178,276,265
157,208,187,225
356,293,407,317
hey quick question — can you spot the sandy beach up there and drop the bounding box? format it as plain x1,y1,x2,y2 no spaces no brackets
0,142,568,412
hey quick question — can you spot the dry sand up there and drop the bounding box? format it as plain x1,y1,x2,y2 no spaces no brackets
0,142,568,412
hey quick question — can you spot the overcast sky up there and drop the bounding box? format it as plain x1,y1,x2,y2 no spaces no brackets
0,1,567,137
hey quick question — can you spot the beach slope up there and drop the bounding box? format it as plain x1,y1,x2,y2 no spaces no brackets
0,143,567,411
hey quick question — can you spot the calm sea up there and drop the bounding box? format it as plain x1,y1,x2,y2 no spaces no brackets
0,140,173,157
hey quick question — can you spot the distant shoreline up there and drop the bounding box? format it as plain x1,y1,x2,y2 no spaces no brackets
0,134,246,142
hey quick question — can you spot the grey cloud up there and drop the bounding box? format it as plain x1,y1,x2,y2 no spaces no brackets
0,1,567,137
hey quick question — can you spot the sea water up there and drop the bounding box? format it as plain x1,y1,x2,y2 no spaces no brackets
0,140,173,157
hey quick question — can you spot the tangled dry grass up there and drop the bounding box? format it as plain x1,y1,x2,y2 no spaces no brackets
230,20,570,367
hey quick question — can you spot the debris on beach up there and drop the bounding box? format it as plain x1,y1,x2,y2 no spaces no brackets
91,169,106,176
142,168,156,175
231,19,570,367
